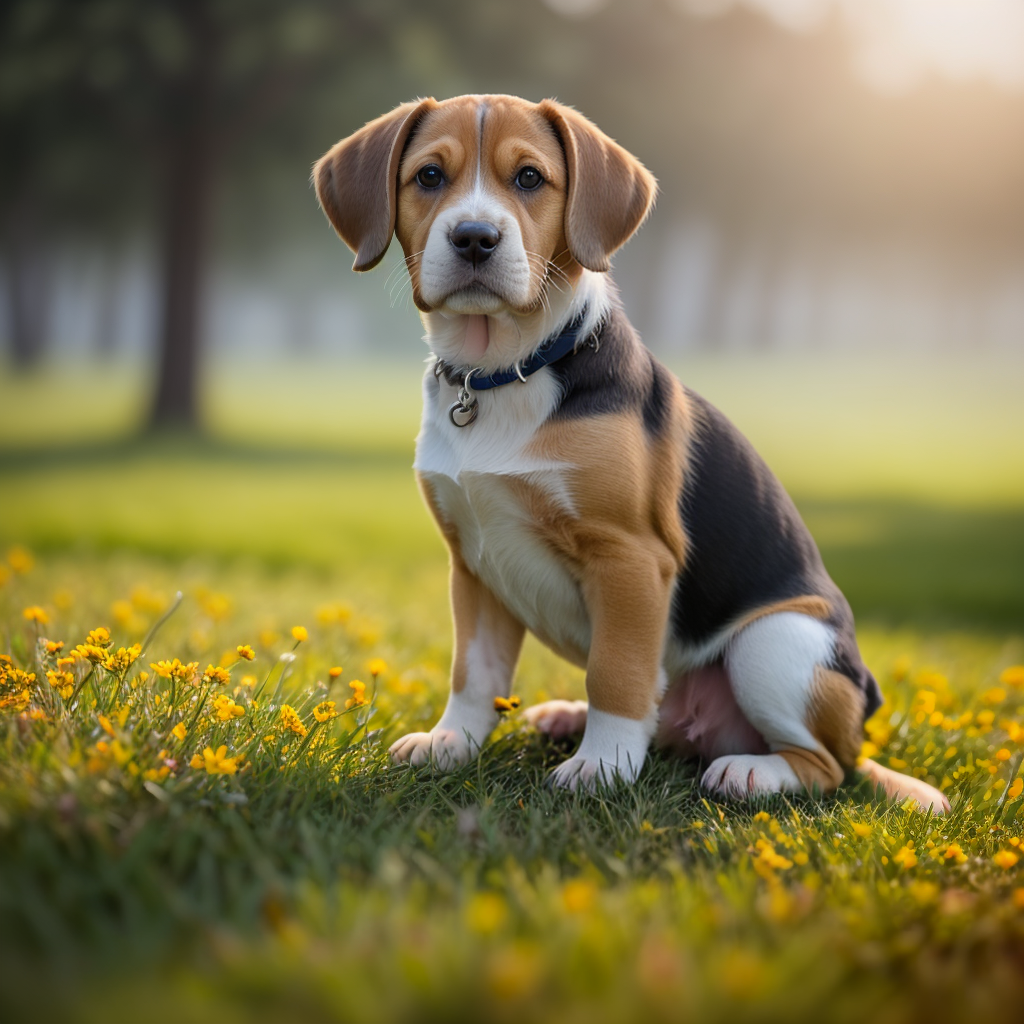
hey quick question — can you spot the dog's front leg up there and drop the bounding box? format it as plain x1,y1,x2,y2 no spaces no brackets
390,553,525,770
549,542,675,791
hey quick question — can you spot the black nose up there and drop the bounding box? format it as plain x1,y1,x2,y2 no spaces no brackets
449,221,500,266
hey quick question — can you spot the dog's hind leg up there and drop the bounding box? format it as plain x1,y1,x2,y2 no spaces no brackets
700,612,948,812
523,699,589,739
700,612,863,802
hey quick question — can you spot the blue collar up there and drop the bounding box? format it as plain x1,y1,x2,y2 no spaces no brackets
434,310,595,393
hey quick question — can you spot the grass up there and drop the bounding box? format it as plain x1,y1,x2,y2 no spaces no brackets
2,353,1024,1022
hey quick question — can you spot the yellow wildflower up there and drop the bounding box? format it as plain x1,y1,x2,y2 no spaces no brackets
202,664,231,687
149,659,199,684
494,695,522,713
85,627,112,648
45,641,64,654
994,850,1019,870
996,748,1012,761
328,666,343,679
75,644,108,663
86,738,131,773
194,745,239,775
212,695,245,721
195,591,230,622
466,892,509,934
22,606,49,626
367,658,387,678
7,546,34,574
561,878,598,914
753,840,793,876
893,844,917,870
313,700,337,723
752,811,771,823
345,679,367,709
1008,778,1023,800
110,600,133,627
279,704,308,738
1000,666,1024,689
102,645,141,673
983,687,1008,705
943,843,968,864
171,722,187,741
47,670,74,700
851,822,873,838
888,757,908,770
98,714,116,738
291,625,308,643
236,644,255,661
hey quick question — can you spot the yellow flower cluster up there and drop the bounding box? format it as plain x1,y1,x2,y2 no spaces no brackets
22,605,49,626
494,696,522,713
313,700,338,723
202,664,231,687
212,695,245,721
279,704,308,738
345,679,367,709
190,745,240,775
150,659,199,683
47,669,75,700
103,644,141,674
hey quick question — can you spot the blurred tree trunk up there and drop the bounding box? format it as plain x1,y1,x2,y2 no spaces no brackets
150,133,215,428
148,0,217,431
3,197,50,369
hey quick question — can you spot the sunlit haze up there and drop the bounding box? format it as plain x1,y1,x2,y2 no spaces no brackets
675,0,1024,92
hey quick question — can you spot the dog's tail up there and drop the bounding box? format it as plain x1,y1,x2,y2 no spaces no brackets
857,758,950,814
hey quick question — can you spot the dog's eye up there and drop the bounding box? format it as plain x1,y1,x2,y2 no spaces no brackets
515,167,543,191
416,164,444,189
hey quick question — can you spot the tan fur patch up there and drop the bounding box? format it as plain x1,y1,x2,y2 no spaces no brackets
776,666,867,795
732,596,833,635
778,746,845,793
509,401,692,721
808,667,866,770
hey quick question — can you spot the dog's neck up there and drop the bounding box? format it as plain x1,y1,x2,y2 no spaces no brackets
419,270,611,374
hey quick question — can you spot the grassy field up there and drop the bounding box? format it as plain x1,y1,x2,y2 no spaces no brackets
2,353,1024,1022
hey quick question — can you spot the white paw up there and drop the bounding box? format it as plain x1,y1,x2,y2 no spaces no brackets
388,728,474,770
549,752,639,792
701,753,801,799
523,699,588,739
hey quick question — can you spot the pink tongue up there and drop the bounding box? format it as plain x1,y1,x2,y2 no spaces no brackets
463,315,489,360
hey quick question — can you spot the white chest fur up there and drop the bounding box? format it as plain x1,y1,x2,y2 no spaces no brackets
414,366,591,663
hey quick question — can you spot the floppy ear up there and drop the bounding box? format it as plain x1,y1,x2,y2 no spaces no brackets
538,100,657,273
314,98,437,272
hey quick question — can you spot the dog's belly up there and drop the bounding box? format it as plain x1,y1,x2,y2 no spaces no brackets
422,469,591,665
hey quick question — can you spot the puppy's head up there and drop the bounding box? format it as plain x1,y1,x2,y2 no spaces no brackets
314,95,656,316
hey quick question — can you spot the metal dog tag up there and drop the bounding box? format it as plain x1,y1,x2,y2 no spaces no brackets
447,369,480,428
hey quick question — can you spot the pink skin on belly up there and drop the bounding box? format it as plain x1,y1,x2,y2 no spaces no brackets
655,663,768,761
461,314,489,360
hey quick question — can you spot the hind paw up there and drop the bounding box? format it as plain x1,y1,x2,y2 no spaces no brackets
523,699,588,739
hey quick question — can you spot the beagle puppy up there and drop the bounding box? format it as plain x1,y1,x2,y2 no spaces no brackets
314,94,947,811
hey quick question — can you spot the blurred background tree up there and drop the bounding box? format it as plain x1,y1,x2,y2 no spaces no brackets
2,0,1022,431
